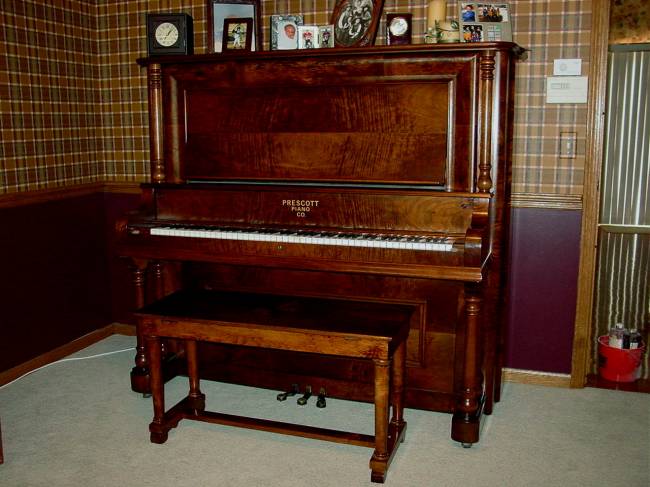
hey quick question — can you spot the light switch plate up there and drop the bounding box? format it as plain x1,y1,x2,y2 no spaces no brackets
559,131,577,159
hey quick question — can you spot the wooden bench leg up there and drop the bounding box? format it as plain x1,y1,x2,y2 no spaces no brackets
370,358,390,483
390,340,407,437
146,334,169,444
185,340,205,412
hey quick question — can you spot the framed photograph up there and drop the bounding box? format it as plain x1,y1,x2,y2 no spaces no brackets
459,2,512,42
222,18,253,51
270,14,303,50
318,25,334,48
330,0,384,47
298,25,319,49
207,0,260,52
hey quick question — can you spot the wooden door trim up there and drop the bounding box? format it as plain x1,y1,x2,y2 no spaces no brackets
570,0,611,388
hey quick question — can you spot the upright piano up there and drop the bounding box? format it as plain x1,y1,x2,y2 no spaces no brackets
117,43,524,446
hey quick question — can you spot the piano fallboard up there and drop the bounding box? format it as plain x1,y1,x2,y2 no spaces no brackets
145,183,490,235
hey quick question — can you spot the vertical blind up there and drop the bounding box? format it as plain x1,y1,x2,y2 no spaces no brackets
593,44,650,377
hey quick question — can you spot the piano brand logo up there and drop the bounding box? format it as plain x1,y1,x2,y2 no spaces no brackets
282,199,319,218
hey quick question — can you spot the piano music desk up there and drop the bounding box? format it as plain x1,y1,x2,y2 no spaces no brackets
136,290,412,483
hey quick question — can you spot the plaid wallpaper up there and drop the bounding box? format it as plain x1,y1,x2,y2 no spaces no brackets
0,0,592,196
0,0,100,192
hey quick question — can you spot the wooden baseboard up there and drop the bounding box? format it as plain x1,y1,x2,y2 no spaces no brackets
503,368,572,388
0,324,134,387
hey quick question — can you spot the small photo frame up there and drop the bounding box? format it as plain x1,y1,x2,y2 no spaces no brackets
459,2,512,42
462,23,483,42
298,25,319,49
331,0,383,47
318,25,334,48
270,14,303,50
208,0,260,52
222,18,253,51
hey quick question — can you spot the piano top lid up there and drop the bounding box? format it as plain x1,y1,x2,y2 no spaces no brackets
136,42,527,67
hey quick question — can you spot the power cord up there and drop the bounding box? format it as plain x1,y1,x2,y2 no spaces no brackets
0,347,135,391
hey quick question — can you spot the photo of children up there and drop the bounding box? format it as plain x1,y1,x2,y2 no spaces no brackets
461,4,476,22
459,2,512,42
477,4,508,22
278,21,298,49
319,25,334,48
462,24,483,42
270,15,304,50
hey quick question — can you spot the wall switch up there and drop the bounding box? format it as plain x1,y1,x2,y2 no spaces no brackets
559,131,577,159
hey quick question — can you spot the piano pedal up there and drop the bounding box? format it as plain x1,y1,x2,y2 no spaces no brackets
276,383,299,402
316,387,326,408
297,385,312,406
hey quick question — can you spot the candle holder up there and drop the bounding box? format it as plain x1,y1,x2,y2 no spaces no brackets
424,27,438,44
436,19,460,43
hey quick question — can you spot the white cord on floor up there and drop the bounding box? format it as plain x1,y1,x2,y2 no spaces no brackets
0,347,135,391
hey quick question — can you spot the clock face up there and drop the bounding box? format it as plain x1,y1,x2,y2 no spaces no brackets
389,17,408,36
155,22,179,47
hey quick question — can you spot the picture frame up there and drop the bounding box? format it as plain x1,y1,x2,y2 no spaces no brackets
297,25,319,49
459,2,512,42
222,18,253,51
207,0,260,52
330,0,384,47
318,25,334,48
270,14,303,50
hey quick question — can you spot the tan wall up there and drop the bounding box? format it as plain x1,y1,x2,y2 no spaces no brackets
1,0,593,196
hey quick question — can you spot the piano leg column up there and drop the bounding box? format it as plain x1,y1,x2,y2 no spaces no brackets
129,259,151,394
452,282,485,447
390,340,407,439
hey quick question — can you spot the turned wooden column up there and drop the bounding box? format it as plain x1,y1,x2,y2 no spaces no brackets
477,50,496,193
390,340,406,430
147,63,165,183
452,282,484,446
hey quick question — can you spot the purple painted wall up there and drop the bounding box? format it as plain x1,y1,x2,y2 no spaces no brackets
0,194,112,371
0,192,584,376
505,207,583,374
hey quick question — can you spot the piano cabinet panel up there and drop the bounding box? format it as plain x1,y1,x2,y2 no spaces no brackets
181,263,464,410
162,49,478,190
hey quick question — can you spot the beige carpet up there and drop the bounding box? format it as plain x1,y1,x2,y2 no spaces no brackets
0,335,648,486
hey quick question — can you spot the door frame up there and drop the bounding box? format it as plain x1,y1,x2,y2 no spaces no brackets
570,0,611,387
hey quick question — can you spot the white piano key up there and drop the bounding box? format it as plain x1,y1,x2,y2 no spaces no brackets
143,225,454,252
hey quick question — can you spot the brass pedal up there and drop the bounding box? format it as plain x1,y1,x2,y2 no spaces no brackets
297,385,312,406
316,387,326,408
276,383,299,401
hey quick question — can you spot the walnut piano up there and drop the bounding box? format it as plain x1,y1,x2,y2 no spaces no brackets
117,43,524,447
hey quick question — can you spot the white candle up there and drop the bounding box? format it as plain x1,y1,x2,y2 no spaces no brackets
427,0,447,29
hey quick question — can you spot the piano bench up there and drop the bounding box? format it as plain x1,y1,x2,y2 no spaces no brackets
135,289,412,483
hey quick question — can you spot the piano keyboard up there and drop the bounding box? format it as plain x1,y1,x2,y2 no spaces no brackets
147,226,454,252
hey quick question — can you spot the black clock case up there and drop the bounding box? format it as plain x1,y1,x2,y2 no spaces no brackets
385,13,412,46
147,13,194,56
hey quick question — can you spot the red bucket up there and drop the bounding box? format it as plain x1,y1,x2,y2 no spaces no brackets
597,336,645,382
